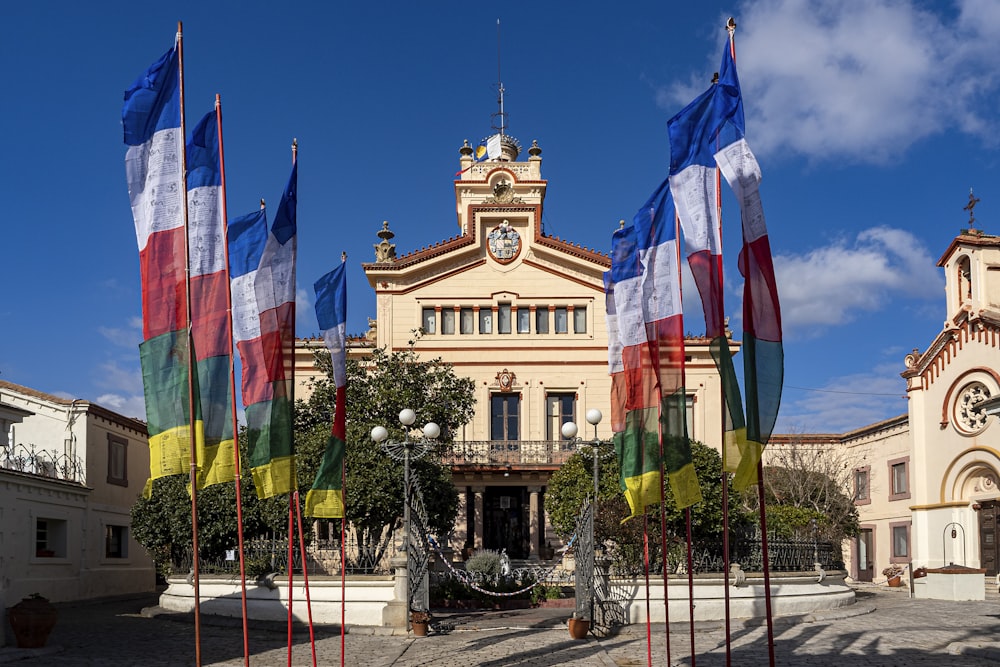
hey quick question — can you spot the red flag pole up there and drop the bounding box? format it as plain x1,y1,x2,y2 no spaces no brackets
294,492,318,667
642,514,652,667
287,497,295,667
656,395,671,665
176,21,203,667
712,57,734,664
215,93,251,666
727,19,776,665
685,508,696,666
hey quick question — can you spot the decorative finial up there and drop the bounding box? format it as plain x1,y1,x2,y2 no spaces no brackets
727,17,737,35
341,251,347,263
260,198,266,210
375,221,397,263
964,188,981,228
618,219,625,230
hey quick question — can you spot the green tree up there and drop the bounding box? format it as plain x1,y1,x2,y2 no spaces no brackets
298,343,476,568
741,437,860,543
130,435,288,579
546,440,751,574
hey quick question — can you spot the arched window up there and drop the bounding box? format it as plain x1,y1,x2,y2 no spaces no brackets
957,255,972,307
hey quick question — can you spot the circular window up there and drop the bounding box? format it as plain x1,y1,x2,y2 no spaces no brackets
954,381,992,434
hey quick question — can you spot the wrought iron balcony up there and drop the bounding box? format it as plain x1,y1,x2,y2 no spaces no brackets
437,440,578,467
0,443,87,485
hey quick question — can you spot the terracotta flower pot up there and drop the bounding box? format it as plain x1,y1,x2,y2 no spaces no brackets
568,617,590,639
411,620,429,636
887,575,902,587
8,596,58,648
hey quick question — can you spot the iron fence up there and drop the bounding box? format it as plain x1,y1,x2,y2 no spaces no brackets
171,535,394,578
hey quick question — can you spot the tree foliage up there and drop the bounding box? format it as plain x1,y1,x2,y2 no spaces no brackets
742,438,861,543
297,343,476,567
546,440,751,572
132,342,476,577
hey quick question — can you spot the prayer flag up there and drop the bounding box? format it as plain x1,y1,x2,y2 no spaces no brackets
305,263,348,518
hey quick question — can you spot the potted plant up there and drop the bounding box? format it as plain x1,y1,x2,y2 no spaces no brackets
567,611,590,639
883,564,904,587
8,593,58,648
410,609,431,637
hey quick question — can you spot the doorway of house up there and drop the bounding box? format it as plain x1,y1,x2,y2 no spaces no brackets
978,499,999,576
484,486,529,559
856,528,874,582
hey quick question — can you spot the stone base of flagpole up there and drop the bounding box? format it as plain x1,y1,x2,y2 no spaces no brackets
381,555,409,630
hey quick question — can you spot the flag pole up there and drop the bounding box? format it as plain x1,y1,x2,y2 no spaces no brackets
340,251,348,667
285,138,300,667
727,18,776,665
176,21,204,667
712,34,734,664
215,93,251,667
294,492,318,667
642,514,652,667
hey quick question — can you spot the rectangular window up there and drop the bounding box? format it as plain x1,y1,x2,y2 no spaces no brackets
554,307,568,334
891,523,910,560
421,308,436,334
479,309,493,334
460,308,475,334
490,393,519,440
546,393,576,440
517,309,530,334
105,525,128,559
573,306,587,334
107,435,128,486
498,304,512,334
854,467,870,505
888,457,910,501
35,518,67,558
441,309,455,335
536,309,549,334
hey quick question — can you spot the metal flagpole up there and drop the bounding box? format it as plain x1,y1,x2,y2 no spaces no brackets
176,21,203,667
286,496,295,667
642,514,652,667
340,251,347,667
215,92,251,667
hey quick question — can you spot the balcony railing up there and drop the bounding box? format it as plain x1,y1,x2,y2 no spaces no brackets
0,443,87,485
438,440,578,467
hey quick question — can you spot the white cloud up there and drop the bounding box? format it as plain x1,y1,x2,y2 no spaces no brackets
776,362,909,433
296,286,315,336
665,0,1000,163
95,392,147,421
771,226,942,336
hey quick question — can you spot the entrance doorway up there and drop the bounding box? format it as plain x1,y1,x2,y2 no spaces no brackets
484,486,529,559
978,500,999,576
856,528,874,582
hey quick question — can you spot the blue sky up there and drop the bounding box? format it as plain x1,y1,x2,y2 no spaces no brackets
3,0,999,434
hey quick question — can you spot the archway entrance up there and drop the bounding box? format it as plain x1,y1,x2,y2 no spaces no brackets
484,486,529,559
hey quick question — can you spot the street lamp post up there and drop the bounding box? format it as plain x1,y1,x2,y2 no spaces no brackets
561,408,605,500
371,409,440,620
561,408,606,627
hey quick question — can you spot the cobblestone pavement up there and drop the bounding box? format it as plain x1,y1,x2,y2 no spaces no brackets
3,587,1000,666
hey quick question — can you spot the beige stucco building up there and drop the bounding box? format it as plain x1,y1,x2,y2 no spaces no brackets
297,131,731,561
0,380,156,623
295,120,1000,588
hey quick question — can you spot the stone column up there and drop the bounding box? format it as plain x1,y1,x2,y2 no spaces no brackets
528,486,541,560
473,486,485,550
382,554,408,630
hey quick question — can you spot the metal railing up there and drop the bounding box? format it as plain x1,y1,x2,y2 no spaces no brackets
172,535,394,578
438,440,578,466
0,443,86,485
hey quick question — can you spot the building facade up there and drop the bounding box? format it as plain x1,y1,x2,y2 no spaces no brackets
0,380,156,614
297,131,731,561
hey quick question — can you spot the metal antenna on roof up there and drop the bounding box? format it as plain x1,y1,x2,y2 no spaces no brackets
491,18,506,137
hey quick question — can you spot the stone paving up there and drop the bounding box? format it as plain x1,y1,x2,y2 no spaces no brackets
3,586,1000,665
